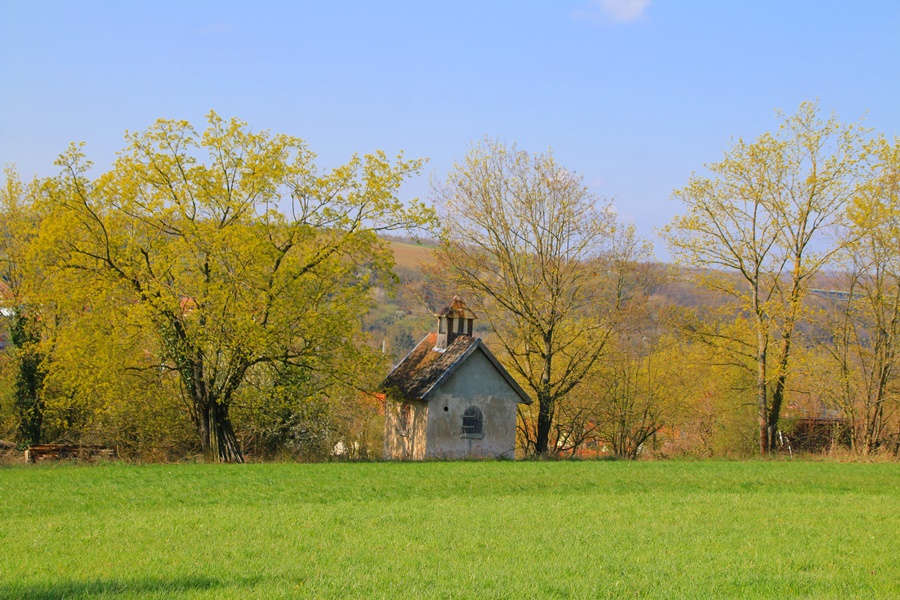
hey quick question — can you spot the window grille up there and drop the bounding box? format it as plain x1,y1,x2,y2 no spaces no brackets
461,406,483,436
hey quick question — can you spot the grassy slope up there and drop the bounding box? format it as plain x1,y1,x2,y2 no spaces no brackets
1,461,898,599
389,240,435,269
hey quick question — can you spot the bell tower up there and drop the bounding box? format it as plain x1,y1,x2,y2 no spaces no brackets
434,296,475,350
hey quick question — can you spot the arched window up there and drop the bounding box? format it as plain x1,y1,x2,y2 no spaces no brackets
461,406,483,437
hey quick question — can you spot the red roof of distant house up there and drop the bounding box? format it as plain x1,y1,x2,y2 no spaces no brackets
179,296,197,313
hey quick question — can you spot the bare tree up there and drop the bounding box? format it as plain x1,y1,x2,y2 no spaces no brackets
431,139,647,455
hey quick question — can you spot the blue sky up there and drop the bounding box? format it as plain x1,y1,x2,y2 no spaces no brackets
2,1,898,255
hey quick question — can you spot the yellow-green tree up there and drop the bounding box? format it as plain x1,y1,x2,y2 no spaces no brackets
39,113,433,462
36,282,193,458
667,309,762,456
0,167,48,447
662,102,868,454
2,166,194,456
814,135,900,454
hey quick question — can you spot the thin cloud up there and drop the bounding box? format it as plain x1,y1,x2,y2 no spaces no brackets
574,0,650,24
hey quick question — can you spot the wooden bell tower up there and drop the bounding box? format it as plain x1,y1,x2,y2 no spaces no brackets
435,296,475,350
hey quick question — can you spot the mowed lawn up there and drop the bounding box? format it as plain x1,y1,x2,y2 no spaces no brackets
1,461,898,599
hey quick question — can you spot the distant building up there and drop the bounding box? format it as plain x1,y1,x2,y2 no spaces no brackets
810,289,853,302
0,280,13,350
380,297,532,459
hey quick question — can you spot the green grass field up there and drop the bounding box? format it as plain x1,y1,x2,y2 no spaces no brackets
1,461,898,599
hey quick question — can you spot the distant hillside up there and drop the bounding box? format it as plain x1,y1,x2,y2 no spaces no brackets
389,239,436,269
382,241,730,310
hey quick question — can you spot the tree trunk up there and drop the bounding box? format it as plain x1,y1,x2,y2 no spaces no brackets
535,392,553,456
198,400,211,455
176,343,244,463
535,347,554,456
188,373,243,463
196,398,243,463
208,401,243,463
767,330,792,452
755,315,769,456
894,422,900,457
864,354,892,454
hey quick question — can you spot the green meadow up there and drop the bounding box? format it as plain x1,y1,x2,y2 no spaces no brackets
1,461,898,599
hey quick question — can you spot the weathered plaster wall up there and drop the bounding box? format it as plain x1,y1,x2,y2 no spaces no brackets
383,399,428,460
425,348,519,459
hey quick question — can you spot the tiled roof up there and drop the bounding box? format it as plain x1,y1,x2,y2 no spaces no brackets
380,332,532,404
380,333,474,400
435,296,476,319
